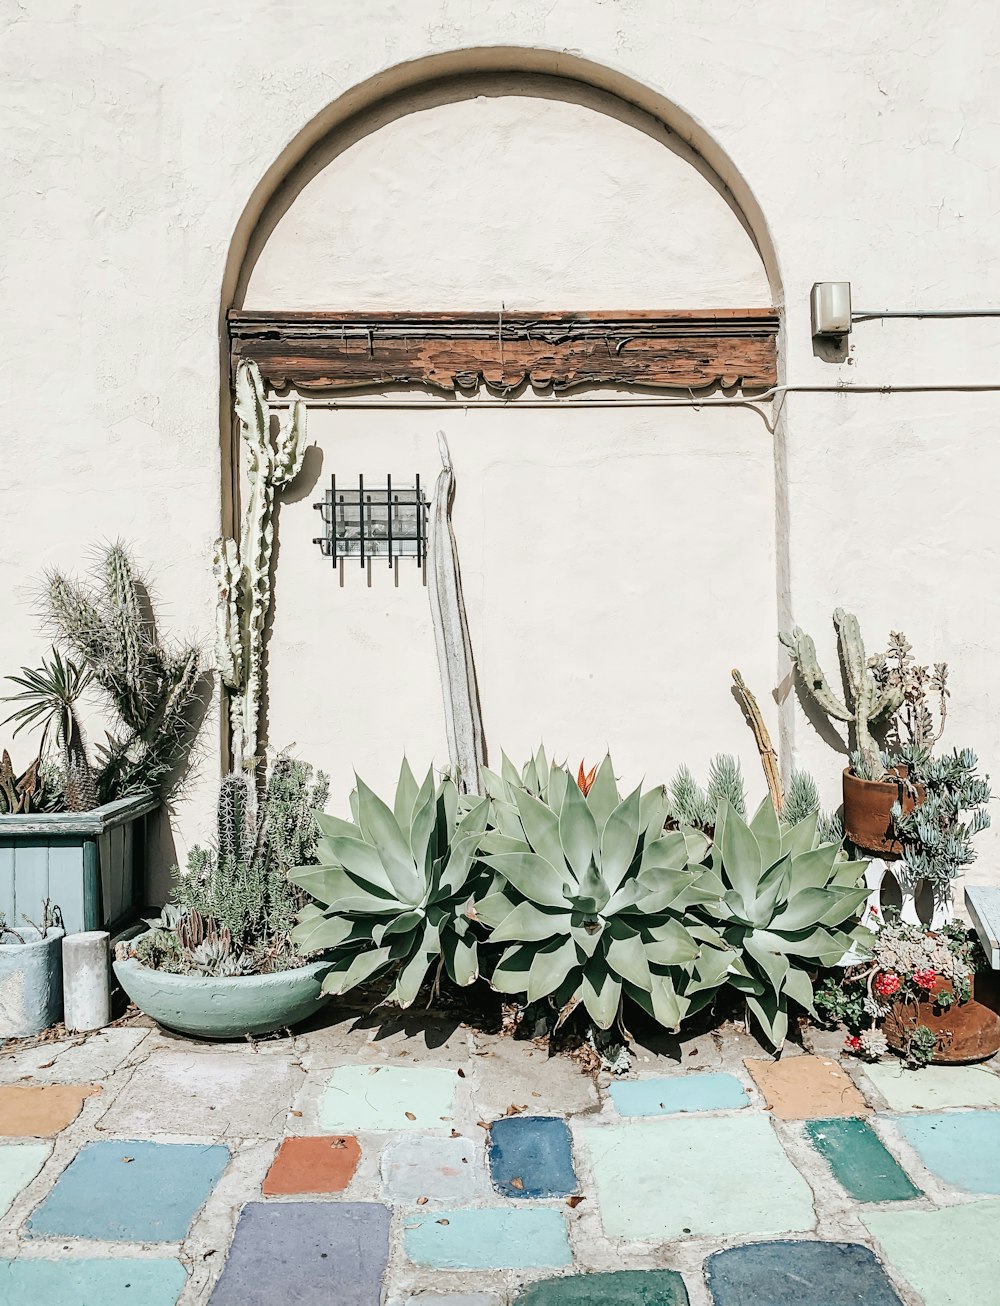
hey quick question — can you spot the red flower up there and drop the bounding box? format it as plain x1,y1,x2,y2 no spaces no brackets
913,968,939,992
874,971,902,998
844,1035,862,1052
577,762,597,796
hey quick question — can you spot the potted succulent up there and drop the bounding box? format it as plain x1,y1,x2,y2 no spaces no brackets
817,914,1000,1066
0,901,65,1038
113,756,333,1038
1,545,204,934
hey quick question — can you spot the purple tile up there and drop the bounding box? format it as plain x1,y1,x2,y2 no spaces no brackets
209,1202,390,1306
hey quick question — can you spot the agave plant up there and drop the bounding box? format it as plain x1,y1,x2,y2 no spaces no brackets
290,761,490,1007
696,797,871,1047
477,754,729,1031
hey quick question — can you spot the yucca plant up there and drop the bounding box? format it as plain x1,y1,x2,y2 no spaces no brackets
3,649,98,810
290,761,490,1007
477,754,729,1031
696,797,871,1047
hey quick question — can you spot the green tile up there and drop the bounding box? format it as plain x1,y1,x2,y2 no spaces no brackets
864,1199,1000,1305
805,1118,921,1203
514,1269,689,1305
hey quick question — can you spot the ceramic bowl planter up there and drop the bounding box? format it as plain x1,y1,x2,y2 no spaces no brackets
113,937,333,1039
882,975,1000,1064
0,926,65,1038
0,793,156,936
842,766,925,856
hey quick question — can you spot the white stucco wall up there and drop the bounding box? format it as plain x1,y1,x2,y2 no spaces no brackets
2,2,998,895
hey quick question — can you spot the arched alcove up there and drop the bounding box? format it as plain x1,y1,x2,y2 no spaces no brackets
222,51,784,803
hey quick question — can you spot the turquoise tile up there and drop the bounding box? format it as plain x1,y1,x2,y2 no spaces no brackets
609,1073,748,1117
864,1200,1000,1305
404,1207,571,1269
0,1258,186,1305
514,1270,689,1305
805,1118,921,1203
318,1065,458,1131
26,1139,229,1242
0,1144,49,1218
706,1241,902,1305
892,1111,1000,1194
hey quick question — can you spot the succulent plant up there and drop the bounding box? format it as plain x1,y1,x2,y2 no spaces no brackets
477,754,728,1031
780,609,904,771
696,797,871,1047
890,746,991,888
3,650,98,811
290,761,490,1007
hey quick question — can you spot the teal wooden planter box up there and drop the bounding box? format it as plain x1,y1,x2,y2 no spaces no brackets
0,794,157,936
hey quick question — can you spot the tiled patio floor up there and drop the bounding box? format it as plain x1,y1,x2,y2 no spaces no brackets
1,1011,998,1304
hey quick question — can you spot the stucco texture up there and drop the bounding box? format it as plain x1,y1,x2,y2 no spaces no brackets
1,2,998,892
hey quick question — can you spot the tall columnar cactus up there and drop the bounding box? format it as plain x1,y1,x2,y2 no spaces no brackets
215,361,306,772
779,609,904,761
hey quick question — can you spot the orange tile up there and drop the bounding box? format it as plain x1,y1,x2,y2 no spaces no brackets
0,1084,102,1137
745,1056,870,1120
262,1136,361,1195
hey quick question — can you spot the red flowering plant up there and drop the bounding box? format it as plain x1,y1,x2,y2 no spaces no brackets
814,912,985,1066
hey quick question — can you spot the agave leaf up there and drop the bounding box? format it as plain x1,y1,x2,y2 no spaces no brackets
408,770,438,872
491,901,570,943
600,785,642,893
581,965,622,1029
682,828,711,864
479,830,529,857
605,930,653,992
782,964,817,1017
830,859,869,888
442,929,479,987
474,890,519,928
481,766,506,800
571,862,610,914
559,777,599,883
570,920,605,958
817,886,870,927
392,920,442,1007
437,826,489,900
749,796,782,869
289,864,397,913
744,932,790,998
754,925,842,962
640,785,671,839
316,812,362,842
355,776,422,902
780,810,820,858
749,855,792,927
771,887,845,933
525,937,580,1002
481,852,569,908
382,908,426,937
320,837,399,895
690,941,735,990
585,755,621,831
746,992,788,1049
638,831,690,877
513,788,565,872
547,763,569,816
642,917,700,965
719,801,763,911
501,753,522,790
491,944,535,993
393,757,420,832
290,913,358,952
635,867,698,915
787,843,841,892
323,945,394,994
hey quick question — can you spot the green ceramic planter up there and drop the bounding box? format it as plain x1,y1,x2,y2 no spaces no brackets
113,938,333,1039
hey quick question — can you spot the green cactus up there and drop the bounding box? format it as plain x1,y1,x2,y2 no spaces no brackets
780,609,904,764
216,360,307,772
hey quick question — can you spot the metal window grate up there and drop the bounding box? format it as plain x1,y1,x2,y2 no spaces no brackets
313,474,428,568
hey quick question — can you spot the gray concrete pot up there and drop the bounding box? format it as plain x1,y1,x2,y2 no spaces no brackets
0,926,65,1038
113,937,333,1039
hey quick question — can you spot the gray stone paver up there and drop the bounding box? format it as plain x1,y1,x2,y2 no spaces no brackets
0,1017,997,1305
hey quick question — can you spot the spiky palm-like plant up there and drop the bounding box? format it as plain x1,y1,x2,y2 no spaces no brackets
3,650,98,811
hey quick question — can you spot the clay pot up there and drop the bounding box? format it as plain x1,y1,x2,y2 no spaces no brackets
882,975,1000,1064
842,766,925,857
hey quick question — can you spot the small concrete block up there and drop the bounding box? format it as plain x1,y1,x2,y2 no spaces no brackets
0,1257,187,1305
745,1055,869,1120
0,1142,50,1216
382,1134,482,1203
513,1270,690,1305
404,1207,572,1269
864,1199,1000,1305
469,1035,599,1118
488,1116,577,1198
0,1083,101,1136
583,1115,814,1240
862,1060,1000,1112
609,1073,748,1117
26,1139,229,1241
705,1240,903,1305
805,1118,922,1203
97,1049,304,1137
263,1135,361,1195
209,1201,390,1305
892,1111,1000,1193
318,1065,459,1131
0,1028,148,1083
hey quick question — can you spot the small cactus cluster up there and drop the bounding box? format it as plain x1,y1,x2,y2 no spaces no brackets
215,361,307,773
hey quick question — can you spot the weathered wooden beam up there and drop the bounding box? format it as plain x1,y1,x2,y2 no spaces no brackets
228,309,778,394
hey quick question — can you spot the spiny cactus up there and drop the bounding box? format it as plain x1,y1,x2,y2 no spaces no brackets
780,609,904,767
215,361,307,772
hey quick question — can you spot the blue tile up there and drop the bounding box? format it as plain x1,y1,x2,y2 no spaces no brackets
488,1116,577,1198
26,1140,229,1242
706,1240,902,1305
210,1202,390,1305
893,1111,1000,1194
0,1257,186,1305
405,1207,572,1269
609,1074,749,1117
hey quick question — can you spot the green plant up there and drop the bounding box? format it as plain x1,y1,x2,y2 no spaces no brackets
695,798,871,1047
871,632,949,752
782,769,843,843
3,649,98,811
780,609,904,773
42,543,202,803
476,754,728,1031
290,761,490,1007
666,755,748,832
907,1023,938,1067
215,360,307,772
891,746,991,889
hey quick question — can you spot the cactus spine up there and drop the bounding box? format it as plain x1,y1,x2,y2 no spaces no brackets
780,608,904,759
215,361,306,772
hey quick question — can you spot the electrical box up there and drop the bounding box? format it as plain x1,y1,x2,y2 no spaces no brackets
811,282,852,338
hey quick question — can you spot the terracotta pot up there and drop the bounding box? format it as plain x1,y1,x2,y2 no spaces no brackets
882,975,1000,1064
842,766,925,857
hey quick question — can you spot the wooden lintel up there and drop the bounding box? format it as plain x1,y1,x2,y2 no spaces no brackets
228,309,778,394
